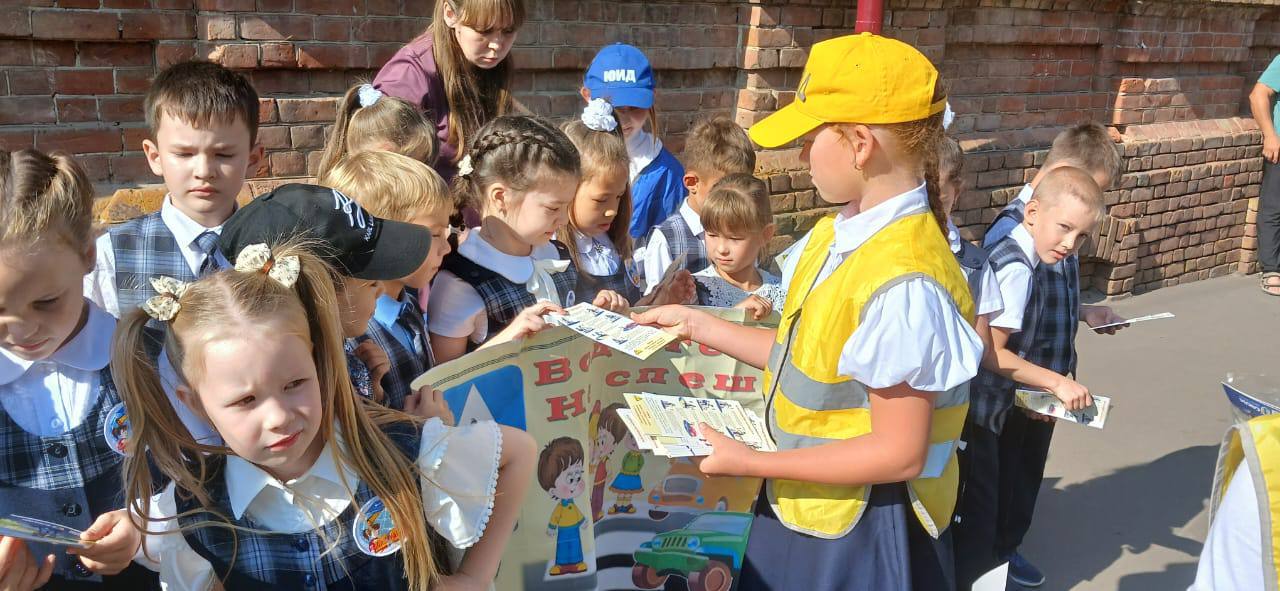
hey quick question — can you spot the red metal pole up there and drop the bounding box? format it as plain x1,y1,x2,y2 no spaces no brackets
855,0,883,34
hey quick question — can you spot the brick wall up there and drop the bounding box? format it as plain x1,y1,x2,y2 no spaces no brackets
1,0,1275,296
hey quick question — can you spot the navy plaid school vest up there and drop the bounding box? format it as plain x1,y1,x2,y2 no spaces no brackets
576,265,640,306
970,235,1044,433
655,211,709,275
0,370,157,588
988,203,1080,376
109,212,196,320
176,423,428,590
440,241,579,342
955,239,991,307
364,290,432,412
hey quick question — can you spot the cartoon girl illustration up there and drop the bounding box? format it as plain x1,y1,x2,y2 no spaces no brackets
591,403,627,521
354,497,401,557
102,402,129,455
608,431,645,515
540,437,589,576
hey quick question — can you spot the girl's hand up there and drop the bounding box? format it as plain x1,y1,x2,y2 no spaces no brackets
690,423,756,478
0,537,53,591
591,290,629,314
1050,376,1094,412
436,572,489,591
405,387,455,426
649,270,697,306
353,340,391,404
629,305,704,342
734,294,773,320
483,301,566,348
1082,305,1126,335
67,510,141,575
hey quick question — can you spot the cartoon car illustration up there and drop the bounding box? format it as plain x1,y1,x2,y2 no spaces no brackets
631,511,751,591
646,458,750,520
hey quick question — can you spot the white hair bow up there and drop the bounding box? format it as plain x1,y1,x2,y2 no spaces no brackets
581,99,618,133
357,83,383,108
457,154,474,177
234,243,301,288
942,101,955,131
526,258,570,306
141,276,191,322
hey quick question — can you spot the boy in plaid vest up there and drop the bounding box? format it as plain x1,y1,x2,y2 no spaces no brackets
318,151,454,411
636,117,756,295
978,123,1127,587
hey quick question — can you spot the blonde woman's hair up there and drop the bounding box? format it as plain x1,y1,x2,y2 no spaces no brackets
700,173,772,236
0,149,95,252
113,242,442,588
317,83,436,176
428,0,526,163
318,150,453,224
556,112,633,270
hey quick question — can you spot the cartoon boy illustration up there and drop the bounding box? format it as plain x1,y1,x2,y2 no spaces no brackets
591,403,627,521
608,431,645,515
539,437,589,576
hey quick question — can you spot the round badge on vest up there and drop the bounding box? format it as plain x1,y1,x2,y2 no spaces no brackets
565,290,576,307
353,497,402,557
103,402,130,456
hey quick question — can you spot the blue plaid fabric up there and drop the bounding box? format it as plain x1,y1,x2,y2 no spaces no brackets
987,203,1080,376
108,212,197,322
969,234,1043,433
440,241,579,343
176,422,424,589
576,265,641,306
364,289,432,412
345,340,374,401
655,210,709,276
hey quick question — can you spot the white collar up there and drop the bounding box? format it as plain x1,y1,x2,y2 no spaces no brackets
225,436,358,520
830,183,931,256
160,195,226,248
458,231,561,284
572,229,615,256
626,129,663,181
1015,183,1034,205
1010,224,1040,269
946,219,963,254
0,301,114,386
678,201,704,237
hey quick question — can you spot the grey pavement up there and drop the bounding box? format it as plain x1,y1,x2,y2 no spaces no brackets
1014,273,1280,590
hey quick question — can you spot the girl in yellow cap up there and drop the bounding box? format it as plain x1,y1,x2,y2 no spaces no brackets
633,33,982,590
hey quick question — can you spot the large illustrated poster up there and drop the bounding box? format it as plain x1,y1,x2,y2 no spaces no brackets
413,309,776,591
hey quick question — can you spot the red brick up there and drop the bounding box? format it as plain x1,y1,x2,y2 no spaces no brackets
275,97,337,123
55,0,100,8
294,43,367,69
56,97,97,122
37,128,122,153
0,7,32,36
195,0,253,10
259,42,295,67
294,0,359,16
78,42,153,67
203,43,258,68
31,9,119,40
155,42,196,67
0,130,36,151
256,125,290,149
32,40,78,66
122,126,150,148
353,17,423,43
8,69,54,94
109,154,157,183
99,96,146,122
115,68,152,93
54,69,114,94
0,97,56,125
122,12,194,39
198,15,236,40
289,124,325,148
313,17,350,41
0,41,32,66
366,0,397,15
239,15,312,40
269,150,305,176
102,0,148,7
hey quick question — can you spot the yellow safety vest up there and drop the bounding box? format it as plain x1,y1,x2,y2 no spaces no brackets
764,212,976,539
1212,413,1280,590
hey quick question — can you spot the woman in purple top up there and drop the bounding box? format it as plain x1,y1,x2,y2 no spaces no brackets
373,0,525,182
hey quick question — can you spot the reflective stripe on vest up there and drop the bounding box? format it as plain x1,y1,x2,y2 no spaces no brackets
1212,414,1280,591
765,212,976,540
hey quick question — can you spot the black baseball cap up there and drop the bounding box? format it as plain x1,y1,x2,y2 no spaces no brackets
219,183,430,281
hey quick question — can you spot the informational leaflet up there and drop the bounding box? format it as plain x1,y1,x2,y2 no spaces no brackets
0,515,91,548
1014,388,1112,429
546,303,677,360
1090,312,1175,331
620,393,777,457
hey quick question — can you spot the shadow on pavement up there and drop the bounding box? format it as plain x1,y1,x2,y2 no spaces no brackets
1020,444,1218,591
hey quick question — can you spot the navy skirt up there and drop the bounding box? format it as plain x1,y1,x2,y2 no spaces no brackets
738,482,955,591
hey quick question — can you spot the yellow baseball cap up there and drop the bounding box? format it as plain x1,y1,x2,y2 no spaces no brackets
749,33,947,149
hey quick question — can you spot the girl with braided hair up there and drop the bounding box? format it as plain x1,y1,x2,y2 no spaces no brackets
429,115,628,364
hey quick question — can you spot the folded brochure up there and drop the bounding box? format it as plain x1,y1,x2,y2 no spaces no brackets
619,392,776,457
1090,312,1174,331
0,514,91,548
1222,381,1280,418
547,303,676,360
1014,388,1112,429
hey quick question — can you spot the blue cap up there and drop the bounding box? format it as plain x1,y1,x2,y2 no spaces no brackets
584,43,654,109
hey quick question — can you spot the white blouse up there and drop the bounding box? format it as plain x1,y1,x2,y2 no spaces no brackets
135,418,503,590
692,265,787,310
572,229,622,277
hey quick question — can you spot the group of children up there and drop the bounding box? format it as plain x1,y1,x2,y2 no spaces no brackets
0,1,1137,588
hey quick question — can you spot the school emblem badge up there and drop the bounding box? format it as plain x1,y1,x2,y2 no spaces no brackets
354,497,402,557
103,402,130,456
